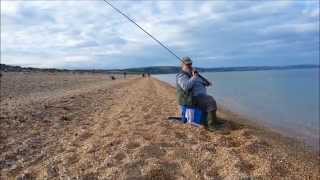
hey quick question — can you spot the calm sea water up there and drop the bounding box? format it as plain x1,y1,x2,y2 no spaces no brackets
154,68,319,150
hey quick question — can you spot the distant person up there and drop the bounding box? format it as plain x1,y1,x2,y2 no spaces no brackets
176,57,223,131
142,73,145,78
147,73,151,77
123,72,127,79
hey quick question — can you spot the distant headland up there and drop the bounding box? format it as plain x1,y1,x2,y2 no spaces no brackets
1,63,319,74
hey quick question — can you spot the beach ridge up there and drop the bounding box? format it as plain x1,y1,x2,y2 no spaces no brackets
0,73,318,179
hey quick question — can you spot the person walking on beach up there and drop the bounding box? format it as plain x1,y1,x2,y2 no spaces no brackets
176,57,223,131
123,72,127,79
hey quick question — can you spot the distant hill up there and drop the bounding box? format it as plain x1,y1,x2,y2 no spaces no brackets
123,64,319,74
202,64,320,73
1,64,319,74
0,64,123,74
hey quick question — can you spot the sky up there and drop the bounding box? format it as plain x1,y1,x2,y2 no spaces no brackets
1,0,319,69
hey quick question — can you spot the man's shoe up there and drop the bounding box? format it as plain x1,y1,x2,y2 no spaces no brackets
214,118,226,124
206,123,224,131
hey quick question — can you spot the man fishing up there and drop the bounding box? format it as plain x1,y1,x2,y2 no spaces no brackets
103,1,224,130
176,57,224,131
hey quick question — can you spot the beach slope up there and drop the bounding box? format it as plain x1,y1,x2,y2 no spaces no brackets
0,73,318,179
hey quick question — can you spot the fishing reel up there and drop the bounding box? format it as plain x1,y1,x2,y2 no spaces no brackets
192,69,212,86
192,69,199,75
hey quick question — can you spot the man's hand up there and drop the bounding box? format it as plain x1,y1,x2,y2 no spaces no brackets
193,69,212,86
192,70,199,77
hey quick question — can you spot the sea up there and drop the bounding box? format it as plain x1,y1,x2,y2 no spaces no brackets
154,68,319,150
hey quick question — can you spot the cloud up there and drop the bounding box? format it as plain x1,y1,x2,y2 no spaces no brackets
1,1,22,15
1,0,319,69
261,22,319,34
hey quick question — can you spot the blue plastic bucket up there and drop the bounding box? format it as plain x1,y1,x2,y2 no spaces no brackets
180,106,207,127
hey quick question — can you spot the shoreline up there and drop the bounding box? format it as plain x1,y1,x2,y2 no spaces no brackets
153,77,320,153
154,77,320,173
1,72,319,179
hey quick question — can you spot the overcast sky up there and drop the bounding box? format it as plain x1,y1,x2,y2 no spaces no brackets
1,0,319,69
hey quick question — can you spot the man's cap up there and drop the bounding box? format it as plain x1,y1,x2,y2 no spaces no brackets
181,56,192,65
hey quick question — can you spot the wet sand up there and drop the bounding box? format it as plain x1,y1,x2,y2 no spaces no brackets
0,72,319,179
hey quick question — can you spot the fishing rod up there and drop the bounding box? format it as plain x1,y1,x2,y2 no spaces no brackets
102,0,211,85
